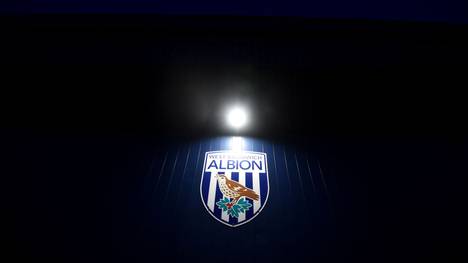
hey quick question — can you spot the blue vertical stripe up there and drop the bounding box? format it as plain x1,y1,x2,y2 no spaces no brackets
228,172,240,224
230,172,239,182
202,171,211,203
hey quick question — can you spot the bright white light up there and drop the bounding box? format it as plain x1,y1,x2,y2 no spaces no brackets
226,106,249,130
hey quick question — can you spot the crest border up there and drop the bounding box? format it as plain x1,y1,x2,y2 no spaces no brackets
199,150,270,227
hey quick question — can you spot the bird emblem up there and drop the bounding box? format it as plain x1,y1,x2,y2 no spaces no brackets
215,172,259,209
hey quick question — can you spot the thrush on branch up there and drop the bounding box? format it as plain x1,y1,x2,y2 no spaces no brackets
215,172,259,209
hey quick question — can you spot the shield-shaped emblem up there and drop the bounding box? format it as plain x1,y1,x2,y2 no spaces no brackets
200,150,269,227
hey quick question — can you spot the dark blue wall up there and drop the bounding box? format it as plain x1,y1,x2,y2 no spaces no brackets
112,136,333,262
8,134,463,262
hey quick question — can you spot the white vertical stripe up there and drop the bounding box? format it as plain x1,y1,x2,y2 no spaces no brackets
237,172,246,223
207,172,217,212
253,172,261,213
221,172,231,222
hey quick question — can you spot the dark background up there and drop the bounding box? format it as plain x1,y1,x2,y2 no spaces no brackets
2,14,467,262
3,0,468,23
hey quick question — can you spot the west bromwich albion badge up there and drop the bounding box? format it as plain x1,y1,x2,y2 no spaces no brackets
200,150,269,227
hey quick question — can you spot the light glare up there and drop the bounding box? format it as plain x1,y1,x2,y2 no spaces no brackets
226,106,248,130
230,136,244,151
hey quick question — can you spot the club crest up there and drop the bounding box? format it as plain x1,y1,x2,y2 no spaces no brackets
200,150,269,227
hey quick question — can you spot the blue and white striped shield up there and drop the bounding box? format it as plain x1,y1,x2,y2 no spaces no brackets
200,150,269,227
